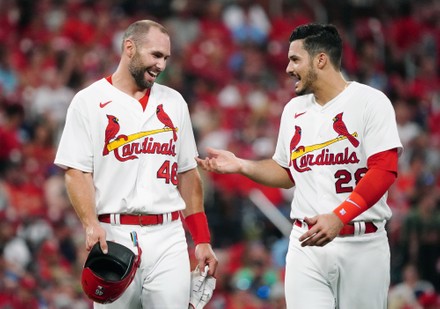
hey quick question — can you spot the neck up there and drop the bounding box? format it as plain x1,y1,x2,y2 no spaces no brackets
112,68,149,100
313,73,349,106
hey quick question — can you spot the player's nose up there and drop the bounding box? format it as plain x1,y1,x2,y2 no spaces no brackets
286,62,294,76
156,58,167,71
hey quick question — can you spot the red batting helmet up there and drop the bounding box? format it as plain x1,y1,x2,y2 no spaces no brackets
81,241,142,304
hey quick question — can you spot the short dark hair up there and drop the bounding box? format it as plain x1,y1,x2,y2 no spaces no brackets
289,23,342,70
121,20,169,51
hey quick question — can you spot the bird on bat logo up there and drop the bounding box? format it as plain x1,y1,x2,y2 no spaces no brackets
156,104,177,141
332,112,359,147
103,115,120,155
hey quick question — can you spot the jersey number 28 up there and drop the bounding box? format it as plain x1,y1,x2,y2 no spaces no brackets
334,168,368,193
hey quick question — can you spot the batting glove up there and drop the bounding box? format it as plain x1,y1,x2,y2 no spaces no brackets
189,265,216,309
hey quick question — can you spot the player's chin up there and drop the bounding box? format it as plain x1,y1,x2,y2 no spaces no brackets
146,81,155,89
294,80,303,94
141,78,154,89
295,85,306,96
295,83,312,96
144,76,156,86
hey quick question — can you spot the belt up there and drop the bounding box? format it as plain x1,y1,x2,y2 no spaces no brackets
294,219,377,236
98,211,180,226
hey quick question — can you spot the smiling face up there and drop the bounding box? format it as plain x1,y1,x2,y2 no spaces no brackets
285,39,318,96
127,26,171,90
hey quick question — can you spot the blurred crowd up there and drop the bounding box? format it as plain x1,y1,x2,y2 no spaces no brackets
0,0,439,308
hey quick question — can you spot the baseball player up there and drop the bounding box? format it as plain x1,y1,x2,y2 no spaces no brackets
55,20,218,308
196,23,402,308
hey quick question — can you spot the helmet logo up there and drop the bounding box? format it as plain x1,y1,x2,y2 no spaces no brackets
95,286,104,296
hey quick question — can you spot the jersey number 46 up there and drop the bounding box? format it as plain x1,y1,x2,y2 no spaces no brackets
157,160,178,185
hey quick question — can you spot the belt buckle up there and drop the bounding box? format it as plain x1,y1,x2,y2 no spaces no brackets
301,220,308,229
138,214,145,227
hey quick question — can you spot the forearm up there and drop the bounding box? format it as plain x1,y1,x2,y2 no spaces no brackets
179,168,205,217
179,168,211,246
239,158,294,189
65,168,99,228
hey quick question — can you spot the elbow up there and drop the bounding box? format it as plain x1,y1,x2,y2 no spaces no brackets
280,179,295,189
282,167,295,189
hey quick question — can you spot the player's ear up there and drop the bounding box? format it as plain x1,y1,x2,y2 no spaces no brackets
124,39,136,58
316,53,327,69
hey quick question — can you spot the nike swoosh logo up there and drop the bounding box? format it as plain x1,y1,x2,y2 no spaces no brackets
346,197,362,209
99,100,112,108
294,111,306,118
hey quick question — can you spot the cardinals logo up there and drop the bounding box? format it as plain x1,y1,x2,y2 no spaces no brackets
102,109,179,162
332,112,359,147
289,113,360,173
156,104,177,141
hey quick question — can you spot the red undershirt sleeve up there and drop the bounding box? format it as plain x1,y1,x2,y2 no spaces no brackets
333,149,398,224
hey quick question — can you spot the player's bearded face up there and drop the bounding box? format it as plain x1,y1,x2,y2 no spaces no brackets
287,41,318,96
295,61,317,96
128,51,156,89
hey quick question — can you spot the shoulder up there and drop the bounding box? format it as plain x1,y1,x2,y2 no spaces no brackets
283,94,313,113
68,79,114,115
74,78,111,102
78,78,110,94
350,82,390,102
348,82,395,114
151,83,185,102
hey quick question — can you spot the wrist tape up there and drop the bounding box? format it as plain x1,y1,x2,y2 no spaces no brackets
185,212,211,245
333,191,368,224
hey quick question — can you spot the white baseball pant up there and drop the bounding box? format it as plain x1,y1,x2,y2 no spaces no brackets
94,219,190,309
285,222,390,309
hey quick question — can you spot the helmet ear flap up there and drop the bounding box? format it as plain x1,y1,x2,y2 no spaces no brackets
81,241,141,304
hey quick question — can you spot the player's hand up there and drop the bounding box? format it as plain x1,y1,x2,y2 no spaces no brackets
298,213,344,247
85,221,108,253
194,243,218,276
195,147,242,174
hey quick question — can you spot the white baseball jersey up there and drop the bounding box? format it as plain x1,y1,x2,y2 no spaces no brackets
273,82,403,221
55,78,198,215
